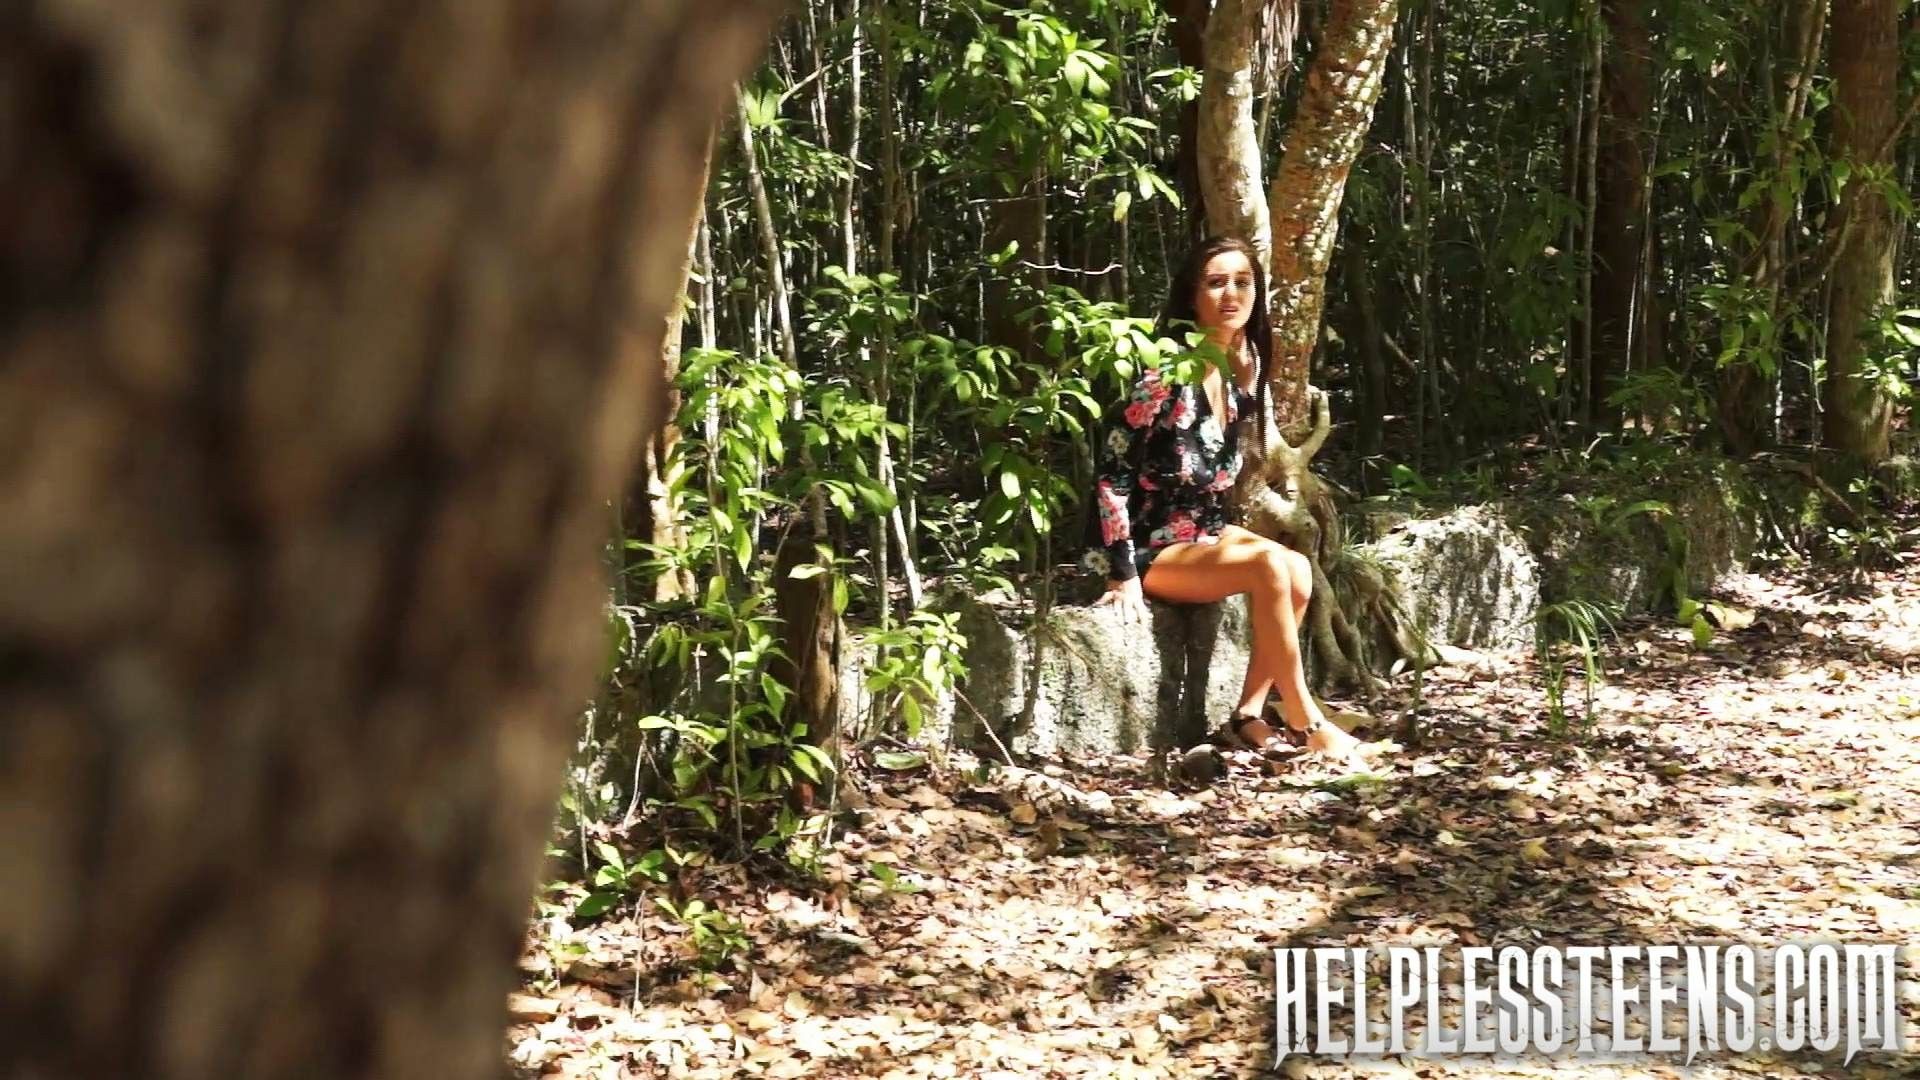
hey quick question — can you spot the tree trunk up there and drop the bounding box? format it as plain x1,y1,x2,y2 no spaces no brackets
984,170,1047,361
740,89,841,794
1719,0,1827,455
1160,0,1213,245
1590,0,1652,431
872,0,922,614
1196,0,1416,694
1401,0,1440,467
1823,0,1900,464
768,520,840,804
1266,0,1400,433
737,92,798,371
1577,7,1602,431
1345,236,1389,494
628,128,716,603
842,0,865,274
1198,0,1272,264
0,2,774,1078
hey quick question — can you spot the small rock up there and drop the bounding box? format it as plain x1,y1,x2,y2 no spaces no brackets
1175,744,1224,787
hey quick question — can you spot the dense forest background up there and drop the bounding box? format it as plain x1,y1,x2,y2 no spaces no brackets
598,0,1919,867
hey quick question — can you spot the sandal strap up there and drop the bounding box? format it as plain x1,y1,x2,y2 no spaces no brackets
1262,695,1324,744
1227,712,1297,757
1227,712,1265,746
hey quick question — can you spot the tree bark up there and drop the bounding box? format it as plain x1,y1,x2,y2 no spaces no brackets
1589,0,1653,431
1345,236,1388,494
842,0,865,274
1160,0,1213,246
737,92,798,371
740,87,841,797
1823,0,1900,464
1198,0,1273,264
1266,0,1400,433
1719,0,1827,455
0,2,774,1077
1192,0,1415,693
984,169,1047,361
872,0,922,614
628,127,716,603
1577,7,1602,431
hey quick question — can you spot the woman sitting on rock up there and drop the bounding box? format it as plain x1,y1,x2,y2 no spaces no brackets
1085,235,1369,766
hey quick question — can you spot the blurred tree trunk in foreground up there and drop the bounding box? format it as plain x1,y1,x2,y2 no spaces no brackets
0,2,775,1077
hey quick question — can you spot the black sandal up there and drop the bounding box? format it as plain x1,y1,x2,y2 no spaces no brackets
1263,694,1325,748
1222,711,1300,760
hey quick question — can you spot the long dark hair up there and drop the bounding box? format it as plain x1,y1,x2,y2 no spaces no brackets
1158,235,1271,455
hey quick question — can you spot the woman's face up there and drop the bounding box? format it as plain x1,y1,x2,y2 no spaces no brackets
1193,249,1257,336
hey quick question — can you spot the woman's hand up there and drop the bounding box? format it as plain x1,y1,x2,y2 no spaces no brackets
1091,576,1151,625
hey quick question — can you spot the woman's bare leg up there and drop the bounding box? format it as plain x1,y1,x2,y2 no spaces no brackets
1139,531,1290,711
1141,527,1359,756
1213,528,1311,712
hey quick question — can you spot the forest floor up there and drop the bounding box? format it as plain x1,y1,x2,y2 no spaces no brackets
511,552,1920,1079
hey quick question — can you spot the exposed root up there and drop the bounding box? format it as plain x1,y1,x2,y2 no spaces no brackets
1234,386,1428,695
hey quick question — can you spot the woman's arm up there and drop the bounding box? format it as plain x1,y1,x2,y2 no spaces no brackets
1091,368,1169,583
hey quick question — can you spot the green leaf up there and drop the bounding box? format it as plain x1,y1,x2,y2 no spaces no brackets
1608,500,1672,528
827,485,856,517
874,750,928,771
1113,189,1132,222
761,673,789,718
999,470,1022,498
575,891,619,919
857,479,895,516
732,524,753,571
794,742,836,780
788,563,829,580
743,89,779,129
1063,55,1088,93
677,797,719,830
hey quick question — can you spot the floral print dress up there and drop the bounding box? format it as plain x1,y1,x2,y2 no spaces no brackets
1083,367,1255,582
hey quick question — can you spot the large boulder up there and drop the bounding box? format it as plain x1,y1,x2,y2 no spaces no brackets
1359,504,1541,649
937,594,1254,758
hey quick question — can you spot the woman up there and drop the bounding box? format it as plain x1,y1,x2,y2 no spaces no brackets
1085,236,1369,764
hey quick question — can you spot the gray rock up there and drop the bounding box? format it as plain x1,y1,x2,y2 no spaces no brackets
1361,504,1541,649
939,594,1253,758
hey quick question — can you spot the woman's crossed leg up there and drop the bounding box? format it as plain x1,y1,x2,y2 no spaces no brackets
1140,525,1364,759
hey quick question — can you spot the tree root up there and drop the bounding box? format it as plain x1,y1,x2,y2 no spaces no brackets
1234,386,1431,695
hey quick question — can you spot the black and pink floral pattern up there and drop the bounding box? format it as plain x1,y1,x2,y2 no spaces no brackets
1083,367,1254,583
